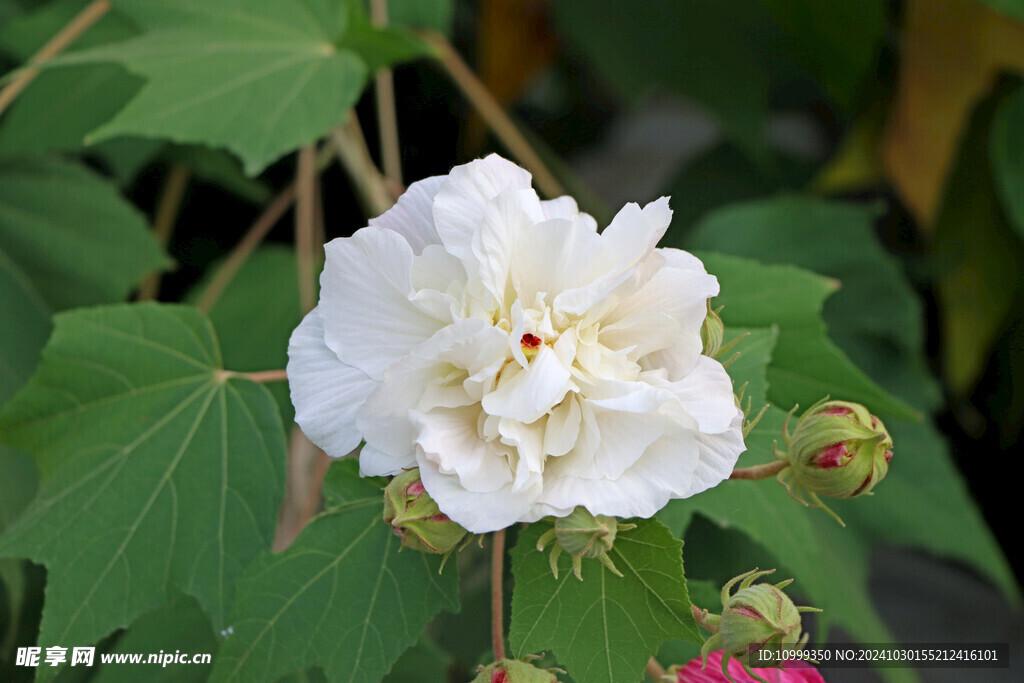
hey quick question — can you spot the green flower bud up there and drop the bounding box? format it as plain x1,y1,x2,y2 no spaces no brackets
774,398,893,525
702,301,725,357
535,506,635,580
697,568,821,683
472,658,561,683
383,469,468,554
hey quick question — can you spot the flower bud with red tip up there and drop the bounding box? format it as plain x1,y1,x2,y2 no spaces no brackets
774,398,893,525
383,469,468,554
694,569,820,683
472,658,560,682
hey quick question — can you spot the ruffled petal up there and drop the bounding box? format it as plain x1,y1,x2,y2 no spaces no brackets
359,442,416,477
536,428,701,518
319,228,447,380
540,195,599,231
413,405,512,493
481,344,572,423
472,188,540,305
683,411,746,497
662,355,741,434
287,308,378,457
357,319,502,460
553,197,673,315
418,452,543,533
368,175,445,254
432,154,537,265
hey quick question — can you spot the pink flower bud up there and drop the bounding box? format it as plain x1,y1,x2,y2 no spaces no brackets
774,398,894,525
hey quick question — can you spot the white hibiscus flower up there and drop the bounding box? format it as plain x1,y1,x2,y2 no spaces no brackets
287,154,745,533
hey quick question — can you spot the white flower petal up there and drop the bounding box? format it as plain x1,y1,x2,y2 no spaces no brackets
598,307,683,360
287,308,377,457
540,195,599,231
368,175,445,254
585,377,676,414
433,154,538,265
418,455,542,533
574,405,666,479
320,228,447,380
472,188,540,304
498,418,546,492
296,154,746,532
684,411,747,496
553,197,672,315
512,218,605,306
662,355,742,434
481,344,572,423
413,405,512,492
357,319,502,460
536,429,704,519
544,394,581,457
359,443,416,477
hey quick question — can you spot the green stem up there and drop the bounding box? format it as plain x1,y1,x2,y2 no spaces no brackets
138,162,190,301
491,528,507,661
729,460,787,481
295,145,318,315
196,144,334,313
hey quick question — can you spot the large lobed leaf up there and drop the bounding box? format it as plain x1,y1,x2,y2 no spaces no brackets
698,251,918,420
689,197,939,410
510,518,700,683
0,156,168,405
0,156,169,312
703,247,1015,599
0,304,286,677
44,0,429,174
188,246,309,427
0,0,144,157
211,460,459,683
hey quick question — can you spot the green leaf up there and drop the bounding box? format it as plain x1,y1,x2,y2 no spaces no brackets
934,85,1024,394
0,156,170,311
660,410,915,683
0,445,37,648
386,0,453,34
552,0,772,159
168,145,272,204
763,0,886,111
838,419,1019,602
93,594,218,683
991,84,1024,238
699,252,918,420
187,246,309,427
49,0,429,174
0,156,167,404
722,326,777,409
0,446,36,534
0,0,146,157
0,247,50,407
210,459,459,683
510,518,699,683
338,8,434,73
689,197,940,410
690,199,1017,601
0,304,286,672
86,137,165,186
382,635,451,683
0,65,146,156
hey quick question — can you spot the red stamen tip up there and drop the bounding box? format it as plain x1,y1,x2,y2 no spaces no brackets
521,333,541,348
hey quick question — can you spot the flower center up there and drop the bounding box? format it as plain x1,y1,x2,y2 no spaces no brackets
520,333,542,359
